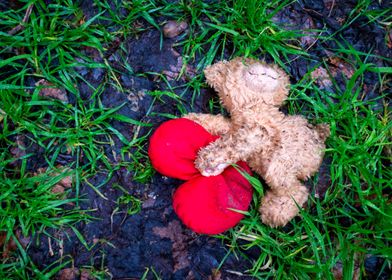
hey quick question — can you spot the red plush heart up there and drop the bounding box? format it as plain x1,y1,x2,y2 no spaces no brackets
148,118,253,234
148,118,218,180
173,161,252,234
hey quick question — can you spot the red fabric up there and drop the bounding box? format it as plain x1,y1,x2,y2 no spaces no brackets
148,118,218,180
173,161,252,234
148,118,253,234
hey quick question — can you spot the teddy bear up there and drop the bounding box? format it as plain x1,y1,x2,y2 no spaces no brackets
183,57,330,227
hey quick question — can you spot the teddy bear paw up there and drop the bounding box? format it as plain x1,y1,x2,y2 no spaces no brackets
201,163,229,177
195,157,229,177
194,146,232,176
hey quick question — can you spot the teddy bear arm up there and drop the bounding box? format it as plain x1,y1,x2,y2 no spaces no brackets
183,113,231,135
195,126,266,176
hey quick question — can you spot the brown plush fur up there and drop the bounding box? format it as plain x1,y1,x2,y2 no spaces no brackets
184,57,330,227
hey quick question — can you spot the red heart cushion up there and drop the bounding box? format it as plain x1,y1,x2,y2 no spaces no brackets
173,162,253,234
148,118,218,180
148,118,253,234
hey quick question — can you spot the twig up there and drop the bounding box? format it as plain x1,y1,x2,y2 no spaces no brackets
8,4,34,35
328,0,336,17
48,236,54,256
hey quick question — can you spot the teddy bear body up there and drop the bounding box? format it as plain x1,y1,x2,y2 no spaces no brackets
184,58,329,227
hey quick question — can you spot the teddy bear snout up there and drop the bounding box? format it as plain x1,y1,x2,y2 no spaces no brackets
244,64,280,92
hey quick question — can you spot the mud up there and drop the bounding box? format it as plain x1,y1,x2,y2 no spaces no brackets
27,24,253,279
29,170,252,279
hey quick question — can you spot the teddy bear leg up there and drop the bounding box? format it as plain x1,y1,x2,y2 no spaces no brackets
259,181,309,228
183,113,231,136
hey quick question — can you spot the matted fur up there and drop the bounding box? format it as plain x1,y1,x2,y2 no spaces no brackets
184,57,330,227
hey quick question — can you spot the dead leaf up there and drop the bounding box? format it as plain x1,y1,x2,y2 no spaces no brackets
328,57,355,79
127,90,146,112
34,166,73,195
59,174,73,189
387,29,392,49
300,17,317,47
153,220,190,272
80,269,94,280
0,109,5,122
332,261,360,280
57,268,79,280
15,229,31,249
186,271,195,280
0,232,17,258
0,229,31,258
36,79,68,102
51,184,65,194
311,66,333,89
208,269,222,280
311,56,355,91
10,135,26,163
163,56,196,82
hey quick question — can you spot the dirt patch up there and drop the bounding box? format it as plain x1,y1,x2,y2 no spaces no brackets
29,170,252,279
26,23,252,279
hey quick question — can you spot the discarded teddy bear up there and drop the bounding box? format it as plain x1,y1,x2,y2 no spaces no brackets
184,57,330,227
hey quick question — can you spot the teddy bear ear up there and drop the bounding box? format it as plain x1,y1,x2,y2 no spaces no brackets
271,64,291,105
204,61,228,90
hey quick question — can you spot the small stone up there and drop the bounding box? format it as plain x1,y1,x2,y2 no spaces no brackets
142,197,156,209
92,67,105,81
163,20,188,38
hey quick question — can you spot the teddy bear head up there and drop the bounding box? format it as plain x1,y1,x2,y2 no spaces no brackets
204,57,290,112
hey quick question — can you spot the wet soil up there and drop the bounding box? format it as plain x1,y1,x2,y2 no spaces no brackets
2,0,391,279
28,27,253,280
30,171,253,279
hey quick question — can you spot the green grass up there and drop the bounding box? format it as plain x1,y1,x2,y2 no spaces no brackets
1,0,391,279
156,0,306,98
156,0,305,67
0,1,153,277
